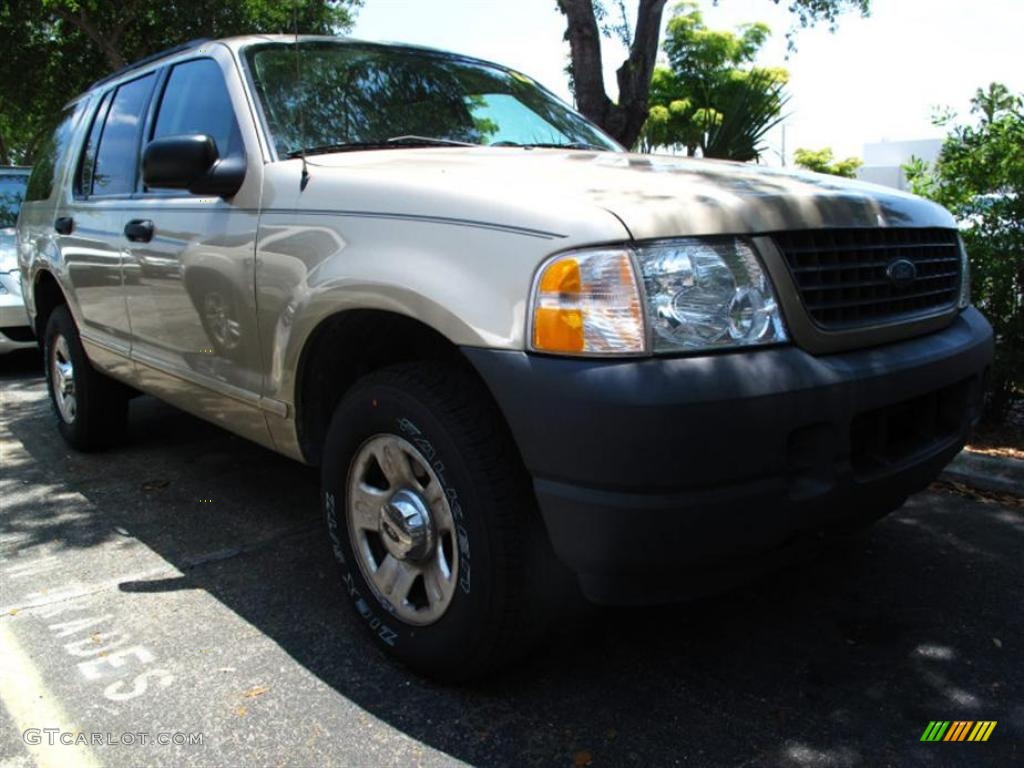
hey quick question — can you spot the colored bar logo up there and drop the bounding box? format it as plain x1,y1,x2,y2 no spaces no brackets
920,721,997,742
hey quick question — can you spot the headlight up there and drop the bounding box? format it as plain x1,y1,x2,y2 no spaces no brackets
958,237,971,308
638,238,786,352
528,238,786,356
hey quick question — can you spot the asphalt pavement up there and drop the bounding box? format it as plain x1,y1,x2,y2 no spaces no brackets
1,348,1021,767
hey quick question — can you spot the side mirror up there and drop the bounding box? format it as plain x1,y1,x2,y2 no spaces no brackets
142,134,245,198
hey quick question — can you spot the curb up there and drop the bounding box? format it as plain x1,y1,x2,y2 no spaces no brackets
940,450,1024,496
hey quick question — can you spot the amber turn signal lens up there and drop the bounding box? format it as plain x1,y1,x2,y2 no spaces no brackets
530,249,645,355
538,258,581,294
533,307,584,352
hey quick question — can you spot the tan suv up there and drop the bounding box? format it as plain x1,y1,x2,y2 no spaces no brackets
18,36,993,679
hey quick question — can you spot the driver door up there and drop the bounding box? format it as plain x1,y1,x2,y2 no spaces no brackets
121,54,270,446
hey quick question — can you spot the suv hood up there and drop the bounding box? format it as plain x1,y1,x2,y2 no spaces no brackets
308,148,955,241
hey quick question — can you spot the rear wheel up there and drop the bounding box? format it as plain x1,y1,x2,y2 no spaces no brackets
321,362,561,680
44,305,129,451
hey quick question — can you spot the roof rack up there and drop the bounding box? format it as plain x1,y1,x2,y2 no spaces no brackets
89,38,213,90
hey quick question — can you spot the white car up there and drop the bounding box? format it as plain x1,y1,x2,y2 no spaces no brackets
0,166,36,353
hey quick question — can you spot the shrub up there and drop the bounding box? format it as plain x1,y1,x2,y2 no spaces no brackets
905,83,1024,423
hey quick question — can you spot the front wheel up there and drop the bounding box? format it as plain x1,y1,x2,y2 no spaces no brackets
321,362,557,680
44,305,129,450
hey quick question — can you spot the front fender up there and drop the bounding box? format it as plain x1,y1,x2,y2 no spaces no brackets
274,277,491,402
254,213,602,410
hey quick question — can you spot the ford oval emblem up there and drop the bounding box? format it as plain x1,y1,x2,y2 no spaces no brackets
886,258,917,286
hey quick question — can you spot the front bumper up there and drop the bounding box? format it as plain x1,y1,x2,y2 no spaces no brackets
0,293,35,354
464,307,993,605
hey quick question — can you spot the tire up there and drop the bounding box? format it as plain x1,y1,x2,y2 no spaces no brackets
321,362,560,681
43,305,129,451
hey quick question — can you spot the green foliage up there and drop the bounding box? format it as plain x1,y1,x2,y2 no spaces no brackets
642,68,700,151
664,6,771,76
905,83,1024,421
765,0,870,32
638,2,789,160
702,69,788,161
793,146,862,177
0,0,360,164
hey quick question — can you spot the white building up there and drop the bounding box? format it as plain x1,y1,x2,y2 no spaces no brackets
856,138,942,191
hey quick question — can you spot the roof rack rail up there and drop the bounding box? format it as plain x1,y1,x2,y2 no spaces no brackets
89,38,213,90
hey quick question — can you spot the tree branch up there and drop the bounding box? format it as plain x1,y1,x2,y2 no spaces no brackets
613,0,667,141
558,0,611,124
54,6,126,69
559,0,668,147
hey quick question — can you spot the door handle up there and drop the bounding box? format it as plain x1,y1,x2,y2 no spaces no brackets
124,219,155,243
54,216,73,235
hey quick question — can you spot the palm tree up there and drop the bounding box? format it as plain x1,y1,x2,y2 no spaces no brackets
702,69,790,161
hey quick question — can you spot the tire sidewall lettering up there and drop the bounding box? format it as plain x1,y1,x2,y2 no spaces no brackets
396,416,471,595
325,490,398,646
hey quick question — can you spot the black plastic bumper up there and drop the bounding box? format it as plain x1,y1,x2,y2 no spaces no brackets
463,307,994,605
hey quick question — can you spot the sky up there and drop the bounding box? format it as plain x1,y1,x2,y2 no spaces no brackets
352,0,1024,165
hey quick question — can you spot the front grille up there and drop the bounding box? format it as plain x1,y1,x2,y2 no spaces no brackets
774,228,962,330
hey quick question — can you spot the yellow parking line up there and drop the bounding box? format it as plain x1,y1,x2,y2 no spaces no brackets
0,622,102,768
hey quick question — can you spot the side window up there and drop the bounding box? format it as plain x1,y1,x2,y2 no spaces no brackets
152,59,243,160
24,104,80,202
91,73,156,196
76,91,113,197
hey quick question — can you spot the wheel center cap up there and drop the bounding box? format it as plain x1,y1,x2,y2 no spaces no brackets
379,488,434,562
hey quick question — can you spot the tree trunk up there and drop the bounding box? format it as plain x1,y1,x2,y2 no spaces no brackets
558,0,668,148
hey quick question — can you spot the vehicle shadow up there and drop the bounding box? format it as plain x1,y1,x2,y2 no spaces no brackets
0,347,43,378
2,379,1021,767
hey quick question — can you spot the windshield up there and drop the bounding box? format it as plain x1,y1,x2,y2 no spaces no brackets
0,173,28,228
244,42,621,157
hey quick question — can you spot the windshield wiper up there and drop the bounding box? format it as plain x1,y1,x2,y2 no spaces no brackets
286,136,477,158
387,135,476,147
519,141,607,151
490,140,606,151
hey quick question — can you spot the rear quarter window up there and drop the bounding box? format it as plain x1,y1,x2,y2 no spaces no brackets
76,91,114,197
24,104,81,203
